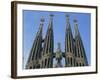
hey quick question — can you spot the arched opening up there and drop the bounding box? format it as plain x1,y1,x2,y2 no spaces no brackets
30,66,32,69
37,64,40,68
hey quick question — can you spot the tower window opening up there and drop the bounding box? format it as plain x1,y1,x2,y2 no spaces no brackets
30,66,32,69
45,59,47,67
76,62,78,66
70,58,72,65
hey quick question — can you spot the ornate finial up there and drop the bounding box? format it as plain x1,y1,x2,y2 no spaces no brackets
66,15,69,18
74,19,77,23
66,14,70,29
50,14,54,17
66,14,70,21
74,17,79,36
73,16,78,23
37,17,44,35
40,17,45,22
48,14,54,29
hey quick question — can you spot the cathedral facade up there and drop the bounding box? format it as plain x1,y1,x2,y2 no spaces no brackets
25,14,88,69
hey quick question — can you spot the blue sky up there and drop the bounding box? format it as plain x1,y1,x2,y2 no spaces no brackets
23,10,91,68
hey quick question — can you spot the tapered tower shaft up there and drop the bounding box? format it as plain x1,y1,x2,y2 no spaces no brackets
65,15,75,67
26,18,44,69
74,19,88,66
41,14,54,68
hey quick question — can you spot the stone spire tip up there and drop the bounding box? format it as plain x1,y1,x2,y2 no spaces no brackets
66,14,70,21
40,17,45,22
73,17,78,23
66,14,69,18
50,14,54,17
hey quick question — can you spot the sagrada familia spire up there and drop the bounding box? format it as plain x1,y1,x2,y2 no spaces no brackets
26,17,44,69
74,19,88,66
25,14,88,69
65,15,75,67
41,14,54,68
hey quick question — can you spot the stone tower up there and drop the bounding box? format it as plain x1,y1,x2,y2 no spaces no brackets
74,19,88,66
41,14,54,68
65,15,75,67
25,17,44,69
